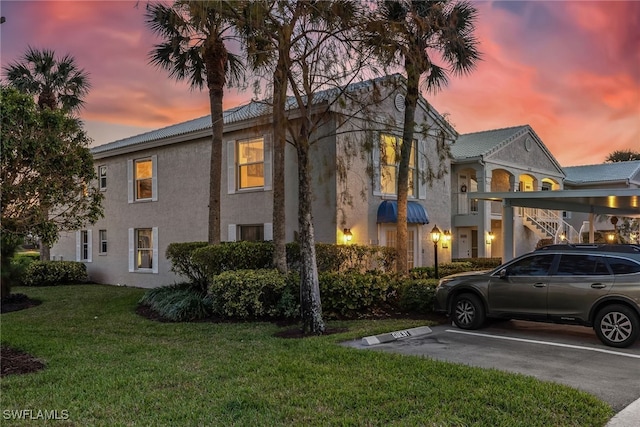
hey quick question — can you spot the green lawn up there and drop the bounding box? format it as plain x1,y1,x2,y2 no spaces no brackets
1,285,612,426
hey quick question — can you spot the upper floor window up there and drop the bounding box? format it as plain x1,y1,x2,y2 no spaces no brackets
128,156,157,203
99,165,107,190
238,138,264,189
379,134,416,197
135,159,153,200
227,137,272,194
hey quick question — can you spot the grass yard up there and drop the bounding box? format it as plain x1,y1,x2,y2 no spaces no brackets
1,285,612,426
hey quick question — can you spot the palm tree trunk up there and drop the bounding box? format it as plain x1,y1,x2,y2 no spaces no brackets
204,38,226,245
297,135,324,335
396,62,420,275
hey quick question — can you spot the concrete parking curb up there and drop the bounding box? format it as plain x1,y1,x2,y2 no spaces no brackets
605,397,640,427
361,326,432,346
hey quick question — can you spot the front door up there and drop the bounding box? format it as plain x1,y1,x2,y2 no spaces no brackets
381,226,418,270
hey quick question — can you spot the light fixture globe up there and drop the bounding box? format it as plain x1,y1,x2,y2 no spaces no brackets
430,225,441,244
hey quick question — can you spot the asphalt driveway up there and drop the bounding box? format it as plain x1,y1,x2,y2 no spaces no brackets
343,320,640,412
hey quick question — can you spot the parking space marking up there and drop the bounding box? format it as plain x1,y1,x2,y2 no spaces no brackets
446,329,640,359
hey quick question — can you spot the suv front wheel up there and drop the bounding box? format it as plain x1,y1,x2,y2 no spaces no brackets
452,293,486,330
594,304,640,348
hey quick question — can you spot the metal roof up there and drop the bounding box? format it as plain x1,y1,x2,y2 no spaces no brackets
564,161,640,185
450,125,530,159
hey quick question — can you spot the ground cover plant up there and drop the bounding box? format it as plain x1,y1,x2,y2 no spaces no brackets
1,285,612,426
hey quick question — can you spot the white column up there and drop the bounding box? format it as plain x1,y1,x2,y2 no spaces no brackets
502,201,515,262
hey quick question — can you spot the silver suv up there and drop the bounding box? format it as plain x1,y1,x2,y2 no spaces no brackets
434,244,640,348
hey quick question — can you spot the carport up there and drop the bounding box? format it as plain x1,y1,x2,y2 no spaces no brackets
470,188,640,260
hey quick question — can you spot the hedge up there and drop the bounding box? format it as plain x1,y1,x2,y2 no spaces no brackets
22,261,88,286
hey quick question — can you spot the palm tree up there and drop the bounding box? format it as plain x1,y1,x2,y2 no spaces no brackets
4,47,92,260
3,46,90,114
364,0,480,274
146,0,244,244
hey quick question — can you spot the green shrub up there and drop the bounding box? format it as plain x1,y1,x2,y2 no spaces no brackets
452,257,502,270
287,242,395,273
166,242,210,291
192,242,274,278
208,269,297,320
396,279,439,313
22,261,88,286
319,272,398,319
8,252,40,286
139,283,212,322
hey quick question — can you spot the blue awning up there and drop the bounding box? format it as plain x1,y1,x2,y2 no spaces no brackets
376,200,429,224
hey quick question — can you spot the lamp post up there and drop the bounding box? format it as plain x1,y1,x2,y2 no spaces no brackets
430,225,441,279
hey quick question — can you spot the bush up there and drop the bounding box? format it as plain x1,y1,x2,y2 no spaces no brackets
286,242,395,273
139,283,212,322
319,272,398,318
452,257,502,270
192,242,274,278
166,242,210,291
22,261,88,286
396,279,439,314
208,269,297,320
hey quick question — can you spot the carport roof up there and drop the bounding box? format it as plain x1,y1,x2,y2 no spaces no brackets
471,188,640,217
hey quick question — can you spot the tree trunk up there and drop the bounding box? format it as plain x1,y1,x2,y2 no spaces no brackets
204,37,226,245
396,63,420,275
297,137,325,335
272,54,288,272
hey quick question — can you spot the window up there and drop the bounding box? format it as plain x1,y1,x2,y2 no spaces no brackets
240,225,264,242
136,229,153,269
506,254,554,276
99,165,107,190
379,134,416,196
99,230,107,254
237,137,264,189
128,156,157,202
76,230,92,262
556,255,610,276
384,228,416,270
608,257,640,275
128,228,158,273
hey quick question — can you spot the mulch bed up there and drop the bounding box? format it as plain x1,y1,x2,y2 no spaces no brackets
1,294,46,377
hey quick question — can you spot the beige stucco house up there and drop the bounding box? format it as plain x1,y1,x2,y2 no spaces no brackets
52,77,457,287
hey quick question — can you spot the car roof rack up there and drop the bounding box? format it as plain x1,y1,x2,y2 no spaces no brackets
536,244,640,253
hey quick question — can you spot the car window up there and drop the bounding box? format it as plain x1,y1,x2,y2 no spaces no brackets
556,255,611,276
607,257,640,275
506,254,555,276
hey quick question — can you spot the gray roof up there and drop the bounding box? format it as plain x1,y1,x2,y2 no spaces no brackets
563,160,640,185
450,125,530,159
92,74,442,155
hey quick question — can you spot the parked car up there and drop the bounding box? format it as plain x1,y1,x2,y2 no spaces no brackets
434,244,640,348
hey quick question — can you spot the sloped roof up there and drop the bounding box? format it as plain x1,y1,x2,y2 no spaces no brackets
450,125,530,159
563,160,640,185
92,74,452,155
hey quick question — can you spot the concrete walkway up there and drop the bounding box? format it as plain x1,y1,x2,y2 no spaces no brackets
605,397,640,427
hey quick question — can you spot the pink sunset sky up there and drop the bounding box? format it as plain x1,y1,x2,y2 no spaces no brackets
1,0,638,167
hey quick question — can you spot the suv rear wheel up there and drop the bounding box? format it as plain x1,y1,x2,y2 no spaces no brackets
452,293,485,330
594,304,640,348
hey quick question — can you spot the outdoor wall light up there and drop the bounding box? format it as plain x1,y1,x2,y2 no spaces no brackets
442,230,451,249
559,231,567,242
343,228,353,243
486,231,495,245
607,232,616,243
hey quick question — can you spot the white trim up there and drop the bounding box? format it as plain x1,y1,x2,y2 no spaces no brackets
152,227,159,274
372,134,381,195
418,139,427,200
227,140,236,194
228,224,237,242
86,229,92,263
264,222,273,241
151,154,158,202
75,230,81,261
128,228,134,272
127,159,133,203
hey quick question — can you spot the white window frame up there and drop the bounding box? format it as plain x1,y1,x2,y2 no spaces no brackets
76,230,92,262
98,229,107,255
128,227,158,273
227,135,272,194
128,155,158,203
99,165,107,191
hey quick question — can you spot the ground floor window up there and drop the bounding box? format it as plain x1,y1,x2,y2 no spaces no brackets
240,225,264,242
99,230,107,254
76,230,92,262
129,227,158,273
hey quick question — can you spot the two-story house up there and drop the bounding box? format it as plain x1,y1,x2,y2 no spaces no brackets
52,76,457,287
